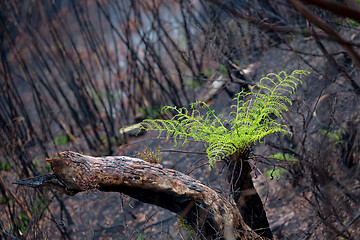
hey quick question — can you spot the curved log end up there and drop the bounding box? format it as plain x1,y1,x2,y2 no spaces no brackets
13,174,79,195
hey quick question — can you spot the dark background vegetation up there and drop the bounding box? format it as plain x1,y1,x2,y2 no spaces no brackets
1,0,360,239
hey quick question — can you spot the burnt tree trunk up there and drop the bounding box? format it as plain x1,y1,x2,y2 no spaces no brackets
14,151,266,240
227,151,273,239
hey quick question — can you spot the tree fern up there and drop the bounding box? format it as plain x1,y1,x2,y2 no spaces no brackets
127,70,310,169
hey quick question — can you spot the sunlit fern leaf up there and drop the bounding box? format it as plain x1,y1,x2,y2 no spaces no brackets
123,70,310,169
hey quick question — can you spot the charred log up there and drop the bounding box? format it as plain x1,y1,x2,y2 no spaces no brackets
14,151,265,240
227,151,273,239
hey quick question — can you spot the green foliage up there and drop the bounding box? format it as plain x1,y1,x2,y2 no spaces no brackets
186,78,201,89
130,70,309,169
40,162,52,173
346,2,360,27
204,68,213,78
138,106,162,119
234,60,242,66
0,161,11,171
269,153,297,163
348,19,360,27
318,129,342,143
265,168,287,180
34,160,52,174
135,232,145,240
11,198,47,236
218,64,227,74
0,196,9,204
53,134,69,146
136,145,162,163
13,211,30,235
177,215,197,239
33,198,47,211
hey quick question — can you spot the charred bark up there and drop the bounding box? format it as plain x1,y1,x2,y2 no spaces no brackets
227,151,273,239
14,151,265,240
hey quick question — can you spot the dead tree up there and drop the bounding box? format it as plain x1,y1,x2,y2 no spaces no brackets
14,151,266,240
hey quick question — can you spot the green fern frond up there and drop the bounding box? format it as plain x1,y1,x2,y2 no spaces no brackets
123,70,310,169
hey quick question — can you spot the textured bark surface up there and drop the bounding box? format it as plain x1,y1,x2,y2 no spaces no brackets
227,152,273,239
14,151,265,240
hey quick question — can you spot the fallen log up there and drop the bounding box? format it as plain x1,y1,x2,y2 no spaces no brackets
14,151,265,240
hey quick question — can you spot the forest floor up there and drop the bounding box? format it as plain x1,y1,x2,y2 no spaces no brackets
6,31,359,239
